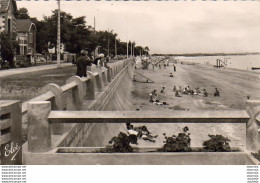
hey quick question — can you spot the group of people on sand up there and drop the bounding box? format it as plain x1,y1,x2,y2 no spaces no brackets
148,87,168,106
148,85,220,105
173,85,220,98
76,50,110,77
126,123,158,143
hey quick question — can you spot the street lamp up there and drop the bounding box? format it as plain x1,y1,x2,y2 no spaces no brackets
57,0,61,68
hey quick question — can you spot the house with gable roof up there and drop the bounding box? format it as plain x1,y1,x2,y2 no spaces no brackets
0,0,17,38
16,19,36,63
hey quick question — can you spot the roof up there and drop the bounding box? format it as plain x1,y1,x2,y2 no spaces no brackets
16,19,35,32
0,0,17,13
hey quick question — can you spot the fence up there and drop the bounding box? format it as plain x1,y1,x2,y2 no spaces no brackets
19,100,260,165
20,59,132,134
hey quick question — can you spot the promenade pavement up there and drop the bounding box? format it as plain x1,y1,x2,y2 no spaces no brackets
0,62,72,78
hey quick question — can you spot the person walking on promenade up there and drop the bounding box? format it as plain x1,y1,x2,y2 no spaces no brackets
173,64,176,72
76,50,89,77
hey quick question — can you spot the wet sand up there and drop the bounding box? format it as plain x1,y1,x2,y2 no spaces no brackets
131,62,260,149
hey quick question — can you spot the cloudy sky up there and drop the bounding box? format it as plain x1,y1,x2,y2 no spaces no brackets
17,0,260,54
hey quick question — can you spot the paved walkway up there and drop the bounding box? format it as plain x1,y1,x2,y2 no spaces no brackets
0,62,72,78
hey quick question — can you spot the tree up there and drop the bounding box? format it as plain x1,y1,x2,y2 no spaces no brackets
135,46,144,56
16,8,30,19
0,32,19,67
144,46,150,55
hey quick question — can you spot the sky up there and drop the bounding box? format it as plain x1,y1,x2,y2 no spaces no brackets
16,0,260,54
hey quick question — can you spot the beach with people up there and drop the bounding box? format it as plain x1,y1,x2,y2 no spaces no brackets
131,58,260,149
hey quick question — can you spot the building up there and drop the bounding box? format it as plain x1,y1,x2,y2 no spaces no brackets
0,0,17,38
16,19,36,62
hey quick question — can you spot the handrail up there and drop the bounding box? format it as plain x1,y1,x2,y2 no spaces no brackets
48,110,249,124
60,81,77,93
22,90,55,114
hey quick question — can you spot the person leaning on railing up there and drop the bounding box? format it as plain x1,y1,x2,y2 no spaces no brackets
76,50,91,77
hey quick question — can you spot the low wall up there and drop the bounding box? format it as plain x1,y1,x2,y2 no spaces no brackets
23,150,257,165
18,58,133,152
58,64,134,147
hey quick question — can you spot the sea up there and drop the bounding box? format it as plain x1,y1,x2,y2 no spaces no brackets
175,54,260,72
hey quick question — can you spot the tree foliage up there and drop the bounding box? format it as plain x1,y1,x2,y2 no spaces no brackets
16,8,149,56
0,32,19,67
16,8,30,19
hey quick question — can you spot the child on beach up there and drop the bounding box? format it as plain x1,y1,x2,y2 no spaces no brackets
149,92,154,102
173,86,177,92
161,87,165,94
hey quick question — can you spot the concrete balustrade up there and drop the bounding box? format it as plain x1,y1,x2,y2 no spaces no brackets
20,59,132,116
25,101,259,154
1,59,134,163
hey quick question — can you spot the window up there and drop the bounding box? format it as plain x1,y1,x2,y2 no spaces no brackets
29,33,33,44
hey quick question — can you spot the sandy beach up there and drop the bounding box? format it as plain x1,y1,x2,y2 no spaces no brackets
131,61,260,149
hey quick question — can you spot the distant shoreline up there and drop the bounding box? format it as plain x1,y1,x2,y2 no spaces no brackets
152,52,260,57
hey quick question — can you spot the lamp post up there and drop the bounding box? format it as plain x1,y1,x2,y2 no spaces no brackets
115,36,117,58
126,16,128,59
57,0,61,68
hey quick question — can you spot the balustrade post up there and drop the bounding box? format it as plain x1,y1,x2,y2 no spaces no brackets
86,72,95,100
101,68,108,86
112,65,116,78
94,72,103,92
107,67,112,82
66,76,84,110
115,65,118,75
246,100,260,152
28,101,51,152
110,65,115,79
40,83,64,134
